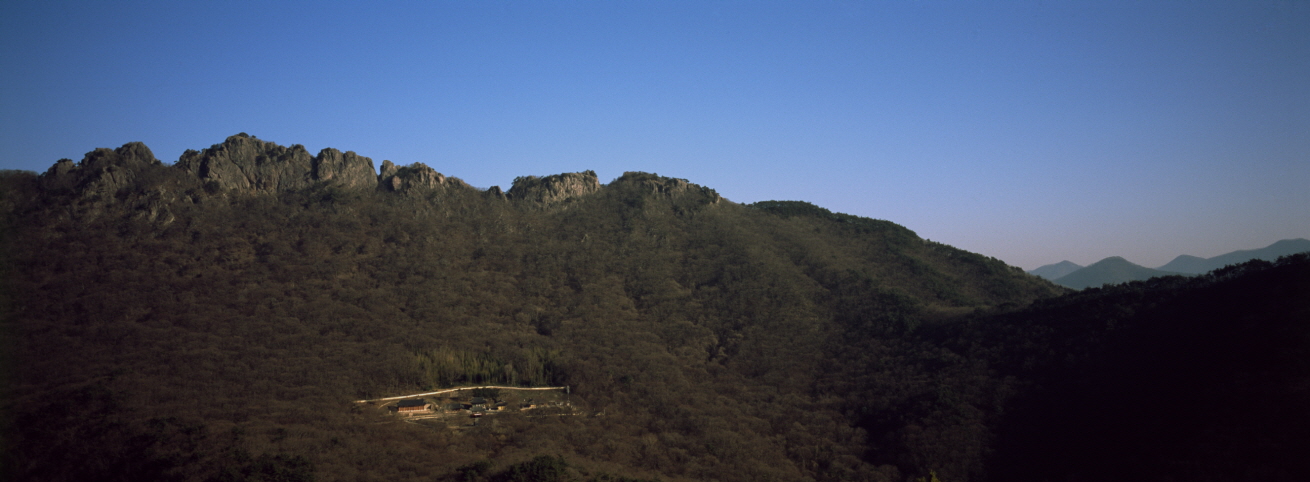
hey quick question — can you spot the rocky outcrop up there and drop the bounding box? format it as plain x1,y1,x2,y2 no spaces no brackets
129,187,181,227
40,158,79,193
377,160,468,193
36,142,185,226
507,170,601,205
174,134,312,192
33,137,724,216
608,171,721,204
39,142,162,197
316,148,379,191
175,133,375,193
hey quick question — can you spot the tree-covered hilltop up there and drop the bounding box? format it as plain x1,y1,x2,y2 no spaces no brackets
2,136,1306,482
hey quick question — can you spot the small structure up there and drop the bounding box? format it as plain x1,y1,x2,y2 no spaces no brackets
396,399,428,414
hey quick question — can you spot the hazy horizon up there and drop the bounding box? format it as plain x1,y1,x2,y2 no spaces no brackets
3,1,1307,271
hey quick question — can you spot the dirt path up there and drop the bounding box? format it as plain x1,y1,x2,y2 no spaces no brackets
354,385,568,403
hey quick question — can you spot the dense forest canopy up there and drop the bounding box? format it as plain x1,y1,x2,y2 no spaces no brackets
2,136,1306,482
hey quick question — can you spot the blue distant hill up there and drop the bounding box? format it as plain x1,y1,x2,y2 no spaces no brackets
1039,239,1310,289
1028,260,1083,281
1157,238,1310,274
1052,257,1183,290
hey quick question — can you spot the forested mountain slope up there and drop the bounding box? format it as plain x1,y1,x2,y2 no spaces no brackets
3,135,1303,482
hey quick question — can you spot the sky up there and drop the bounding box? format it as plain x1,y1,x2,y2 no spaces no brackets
2,0,1307,270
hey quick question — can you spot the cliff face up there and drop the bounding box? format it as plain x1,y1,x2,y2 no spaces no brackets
174,134,312,192
315,148,379,191
507,170,602,205
174,134,376,193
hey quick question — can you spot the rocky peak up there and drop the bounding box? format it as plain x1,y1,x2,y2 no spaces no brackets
174,134,313,192
32,136,724,213
609,171,721,203
315,148,379,191
39,142,161,196
507,170,601,205
377,160,468,193
36,142,180,226
175,134,375,193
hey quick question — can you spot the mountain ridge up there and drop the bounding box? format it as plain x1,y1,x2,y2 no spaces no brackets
1052,256,1183,289
1027,260,1082,280
1157,238,1310,274
4,135,1306,482
34,134,724,210
1033,238,1310,289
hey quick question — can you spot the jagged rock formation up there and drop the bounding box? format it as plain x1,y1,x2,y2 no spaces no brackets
39,142,161,197
35,142,187,226
30,136,718,213
508,171,601,205
175,133,375,193
315,148,379,191
377,160,469,193
22,135,735,264
609,171,721,204
174,134,312,192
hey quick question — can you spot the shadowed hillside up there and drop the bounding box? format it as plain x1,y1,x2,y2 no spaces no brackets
945,254,1310,482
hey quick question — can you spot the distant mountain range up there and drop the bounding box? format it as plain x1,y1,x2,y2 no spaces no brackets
1027,260,1083,280
1157,238,1310,274
1030,238,1310,289
1045,257,1186,290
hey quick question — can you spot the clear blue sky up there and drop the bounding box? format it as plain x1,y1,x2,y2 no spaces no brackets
2,1,1307,270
